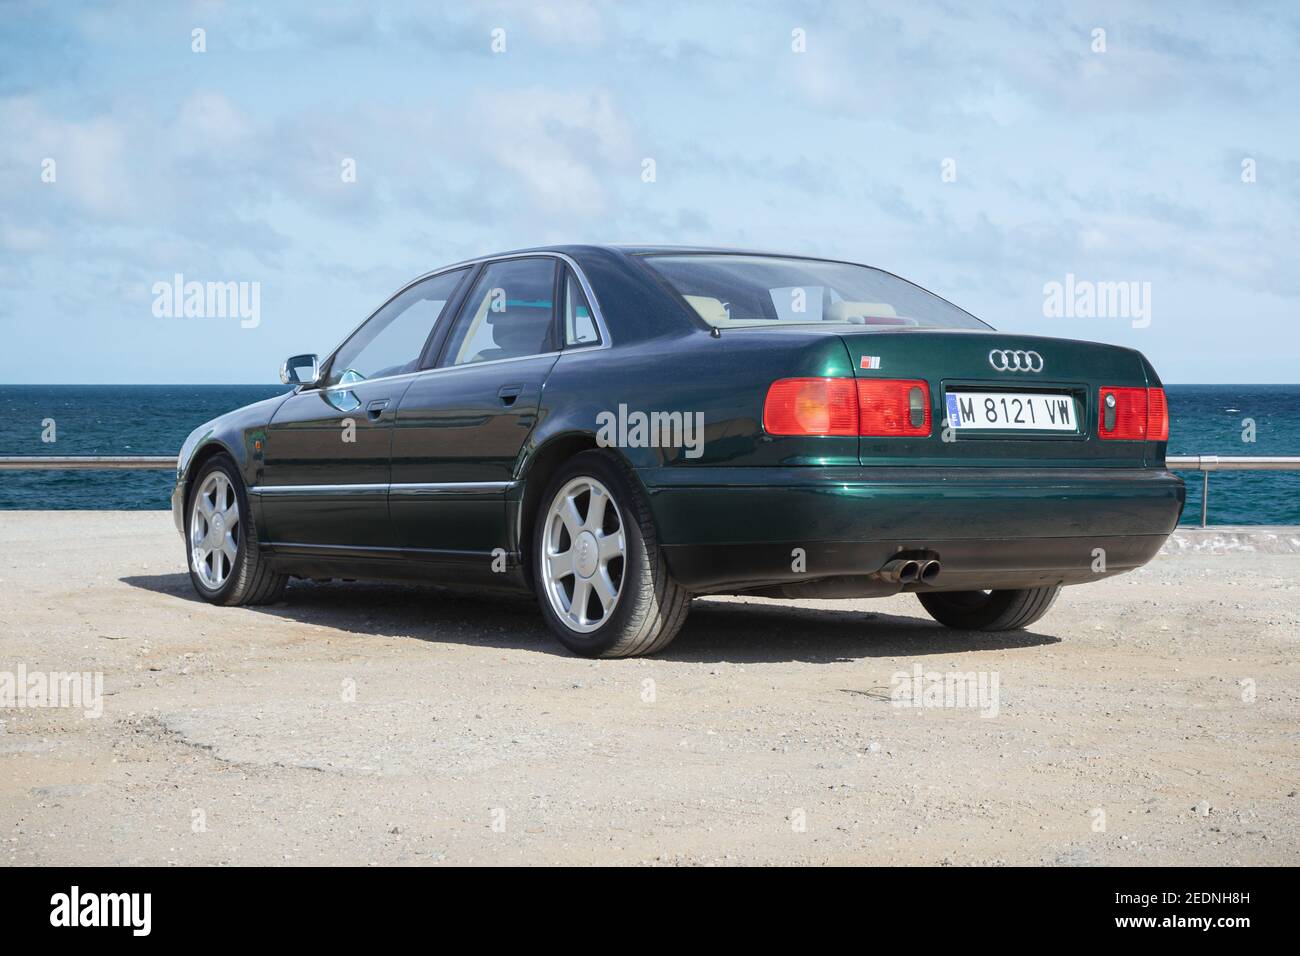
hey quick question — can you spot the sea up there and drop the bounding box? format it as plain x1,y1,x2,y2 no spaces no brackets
0,384,1297,525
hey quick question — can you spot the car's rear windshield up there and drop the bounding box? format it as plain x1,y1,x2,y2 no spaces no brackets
640,254,990,331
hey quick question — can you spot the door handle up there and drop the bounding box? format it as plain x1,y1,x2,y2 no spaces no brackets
497,385,523,407
365,398,390,421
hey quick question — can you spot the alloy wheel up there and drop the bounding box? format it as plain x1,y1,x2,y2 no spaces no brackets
190,471,240,589
541,476,627,633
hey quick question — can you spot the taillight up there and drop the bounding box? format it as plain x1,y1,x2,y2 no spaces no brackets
762,378,932,437
1146,387,1169,441
857,379,931,436
763,378,858,436
1098,386,1168,440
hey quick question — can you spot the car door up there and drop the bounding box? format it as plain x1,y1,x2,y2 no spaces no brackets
390,256,565,555
259,268,470,550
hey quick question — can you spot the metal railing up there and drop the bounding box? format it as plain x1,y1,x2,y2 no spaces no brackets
1166,456,1300,527
2,454,1297,528
0,456,176,470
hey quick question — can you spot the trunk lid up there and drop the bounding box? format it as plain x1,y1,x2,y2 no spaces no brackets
838,328,1152,467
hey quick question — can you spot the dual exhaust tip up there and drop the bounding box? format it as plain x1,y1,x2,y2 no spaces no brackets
882,557,941,586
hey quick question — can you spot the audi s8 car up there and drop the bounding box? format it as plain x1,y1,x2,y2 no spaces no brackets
173,246,1185,657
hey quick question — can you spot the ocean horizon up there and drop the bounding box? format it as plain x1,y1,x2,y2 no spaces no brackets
2,383,1297,525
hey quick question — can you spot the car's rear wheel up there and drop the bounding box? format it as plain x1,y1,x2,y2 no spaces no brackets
534,451,689,657
186,454,287,606
917,586,1061,631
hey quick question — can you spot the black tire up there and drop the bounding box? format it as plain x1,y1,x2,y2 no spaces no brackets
533,450,690,657
917,586,1061,631
185,454,287,606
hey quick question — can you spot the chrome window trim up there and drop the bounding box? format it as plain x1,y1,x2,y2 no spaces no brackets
314,346,595,394
310,252,612,392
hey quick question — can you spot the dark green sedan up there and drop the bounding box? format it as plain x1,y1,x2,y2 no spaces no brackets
172,246,1185,657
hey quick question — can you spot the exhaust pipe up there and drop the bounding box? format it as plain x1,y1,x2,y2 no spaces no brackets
881,559,921,585
919,559,941,585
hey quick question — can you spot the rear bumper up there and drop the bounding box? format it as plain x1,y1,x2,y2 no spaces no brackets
639,466,1185,593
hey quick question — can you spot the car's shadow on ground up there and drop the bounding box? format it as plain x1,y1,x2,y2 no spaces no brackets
120,574,1060,664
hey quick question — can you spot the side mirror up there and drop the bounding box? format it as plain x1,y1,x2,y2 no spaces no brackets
280,353,320,386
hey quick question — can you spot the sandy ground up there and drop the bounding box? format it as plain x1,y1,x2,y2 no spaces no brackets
1,511,1297,866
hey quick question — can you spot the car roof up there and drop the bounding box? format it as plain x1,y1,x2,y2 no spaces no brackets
460,243,842,261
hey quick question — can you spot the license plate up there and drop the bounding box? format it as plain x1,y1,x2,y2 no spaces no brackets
945,391,1077,431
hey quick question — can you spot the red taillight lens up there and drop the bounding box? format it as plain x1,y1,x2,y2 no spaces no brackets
763,378,859,436
1146,387,1169,441
1098,386,1169,441
763,377,933,437
1098,386,1149,440
857,379,931,436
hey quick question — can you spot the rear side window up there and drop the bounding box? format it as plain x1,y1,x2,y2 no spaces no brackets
562,268,601,346
641,254,989,330
443,258,558,366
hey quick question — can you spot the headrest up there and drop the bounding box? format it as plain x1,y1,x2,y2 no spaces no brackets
487,311,549,352
683,295,731,325
824,301,898,322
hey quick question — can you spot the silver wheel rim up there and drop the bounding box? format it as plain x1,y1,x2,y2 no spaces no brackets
190,471,239,590
541,476,626,634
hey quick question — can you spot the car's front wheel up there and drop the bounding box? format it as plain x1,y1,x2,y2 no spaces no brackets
185,454,287,606
533,451,689,657
917,586,1061,631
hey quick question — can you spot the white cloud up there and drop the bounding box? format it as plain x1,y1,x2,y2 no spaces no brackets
0,97,133,217
173,90,255,149
474,88,634,216
518,0,607,45
1,223,52,253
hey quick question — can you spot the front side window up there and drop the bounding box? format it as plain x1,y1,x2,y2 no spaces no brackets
328,268,468,386
640,254,990,331
443,258,558,366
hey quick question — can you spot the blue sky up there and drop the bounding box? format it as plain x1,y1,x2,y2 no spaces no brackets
1,0,1297,383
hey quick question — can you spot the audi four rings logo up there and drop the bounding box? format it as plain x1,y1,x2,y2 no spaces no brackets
988,349,1044,372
